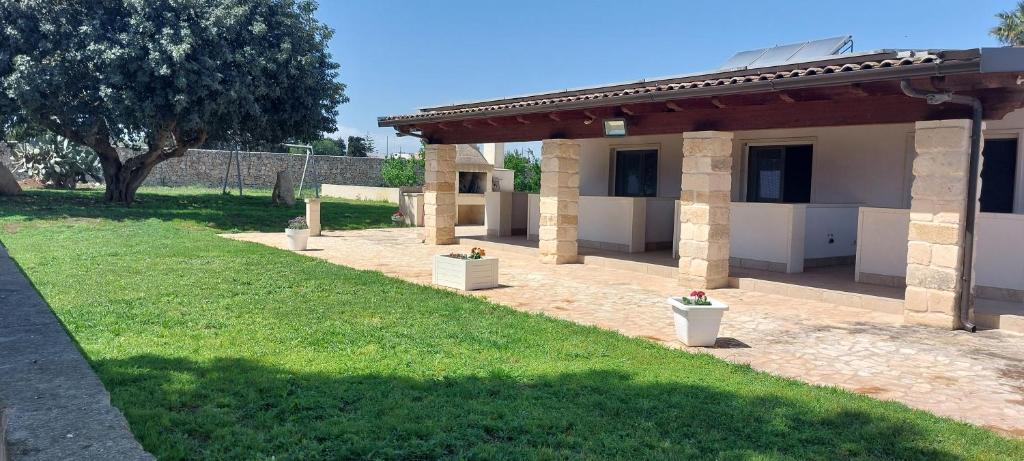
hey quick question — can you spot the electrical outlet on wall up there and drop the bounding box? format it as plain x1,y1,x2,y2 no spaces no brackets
827,233,835,244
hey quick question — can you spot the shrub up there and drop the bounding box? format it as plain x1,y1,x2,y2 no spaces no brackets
504,148,541,193
380,154,424,187
12,133,102,189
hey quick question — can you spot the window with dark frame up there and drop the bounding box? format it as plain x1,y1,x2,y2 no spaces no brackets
979,138,1019,213
746,144,813,203
614,149,658,197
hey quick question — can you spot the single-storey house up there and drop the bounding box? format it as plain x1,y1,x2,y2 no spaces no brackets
379,37,1024,332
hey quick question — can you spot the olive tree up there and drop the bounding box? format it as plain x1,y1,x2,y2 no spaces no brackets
0,0,347,203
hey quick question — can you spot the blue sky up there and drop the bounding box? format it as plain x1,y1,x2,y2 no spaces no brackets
317,0,1011,156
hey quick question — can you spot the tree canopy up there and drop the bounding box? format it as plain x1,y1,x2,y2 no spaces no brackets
346,136,374,157
312,137,346,156
0,0,348,203
992,1,1024,46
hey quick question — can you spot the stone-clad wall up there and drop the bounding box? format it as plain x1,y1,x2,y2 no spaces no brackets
141,149,386,188
2,146,386,188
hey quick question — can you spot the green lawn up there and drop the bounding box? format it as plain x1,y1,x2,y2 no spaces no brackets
1,188,1022,460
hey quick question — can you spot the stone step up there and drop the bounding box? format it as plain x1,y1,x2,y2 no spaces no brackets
456,236,538,257
964,299,1023,333
577,253,678,278
1001,315,1024,334
728,276,905,315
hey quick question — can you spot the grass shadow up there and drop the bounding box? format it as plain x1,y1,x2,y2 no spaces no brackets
97,354,978,460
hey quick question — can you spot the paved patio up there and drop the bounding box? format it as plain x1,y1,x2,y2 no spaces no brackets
226,227,1024,437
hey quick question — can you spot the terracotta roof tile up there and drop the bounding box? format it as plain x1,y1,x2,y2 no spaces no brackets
378,53,959,125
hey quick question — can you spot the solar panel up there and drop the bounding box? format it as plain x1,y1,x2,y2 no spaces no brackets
721,36,853,70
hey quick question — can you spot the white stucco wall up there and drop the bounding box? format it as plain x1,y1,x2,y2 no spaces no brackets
571,108,1024,210
322,184,403,203
731,124,915,208
577,135,684,197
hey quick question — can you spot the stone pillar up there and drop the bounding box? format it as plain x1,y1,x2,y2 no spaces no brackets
538,139,580,264
904,119,977,329
678,131,734,289
305,197,321,236
423,144,457,245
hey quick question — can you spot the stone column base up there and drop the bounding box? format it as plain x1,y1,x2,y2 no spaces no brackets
305,197,321,236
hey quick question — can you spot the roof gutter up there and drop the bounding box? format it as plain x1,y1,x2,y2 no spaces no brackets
899,80,980,332
379,59,980,127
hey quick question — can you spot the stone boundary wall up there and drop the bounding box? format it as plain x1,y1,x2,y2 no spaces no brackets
140,149,385,189
1,145,386,188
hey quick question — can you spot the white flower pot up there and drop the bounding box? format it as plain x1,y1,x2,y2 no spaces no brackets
666,296,729,347
286,228,310,251
432,254,499,291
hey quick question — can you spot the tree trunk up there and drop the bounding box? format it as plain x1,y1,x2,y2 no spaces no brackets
98,154,157,205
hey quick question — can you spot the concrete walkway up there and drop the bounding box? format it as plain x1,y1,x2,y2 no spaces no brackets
0,245,152,460
227,227,1024,438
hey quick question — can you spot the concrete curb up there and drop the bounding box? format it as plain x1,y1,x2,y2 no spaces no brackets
2,407,9,461
0,245,153,460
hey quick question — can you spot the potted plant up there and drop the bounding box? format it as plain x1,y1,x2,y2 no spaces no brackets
391,210,405,225
285,216,310,251
666,291,729,347
432,247,499,291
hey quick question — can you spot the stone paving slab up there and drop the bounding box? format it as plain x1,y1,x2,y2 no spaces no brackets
226,227,1024,438
0,245,153,461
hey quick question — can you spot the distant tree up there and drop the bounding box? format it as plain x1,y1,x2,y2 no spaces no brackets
0,0,347,203
312,137,346,156
504,148,541,193
992,1,1024,46
346,136,374,157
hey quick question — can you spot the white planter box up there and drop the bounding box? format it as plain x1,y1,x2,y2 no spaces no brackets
286,228,309,251
666,296,729,347
432,255,499,291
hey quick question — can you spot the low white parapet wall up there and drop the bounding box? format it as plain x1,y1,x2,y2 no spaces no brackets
974,212,1024,301
527,194,648,253
855,207,909,287
644,198,677,250
672,202,860,273
728,203,806,273
485,191,530,236
803,204,860,265
321,184,421,204
854,209,1024,298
